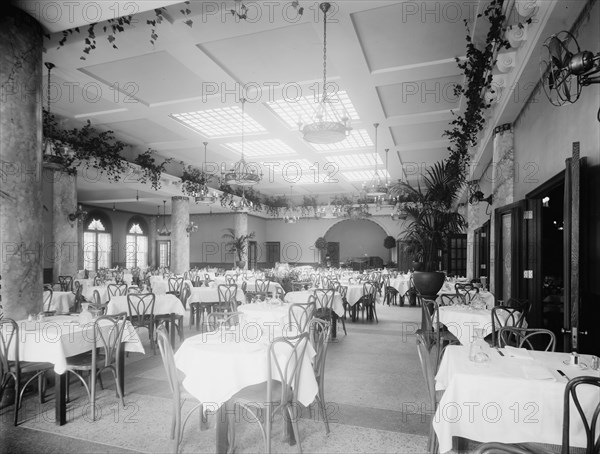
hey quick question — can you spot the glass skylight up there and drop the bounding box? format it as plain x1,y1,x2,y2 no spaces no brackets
309,129,373,152
342,169,391,182
266,91,360,129
170,106,266,138
221,139,297,159
324,153,382,169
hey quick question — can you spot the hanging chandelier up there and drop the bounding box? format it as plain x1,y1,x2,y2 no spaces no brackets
391,202,408,221
195,142,218,204
157,200,171,236
363,123,388,197
223,98,262,186
299,2,351,144
230,188,254,212
284,186,300,223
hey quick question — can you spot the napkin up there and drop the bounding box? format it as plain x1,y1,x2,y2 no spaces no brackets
522,364,555,380
504,346,534,360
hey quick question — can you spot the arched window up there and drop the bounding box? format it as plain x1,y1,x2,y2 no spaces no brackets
126,216,148,268
83,211,112,271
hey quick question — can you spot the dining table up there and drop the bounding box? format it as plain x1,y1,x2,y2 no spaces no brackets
48,291,75,314
106,294,186,319
433,345,600,452
188,285,246,307
5,315,144,425
174,328,318,453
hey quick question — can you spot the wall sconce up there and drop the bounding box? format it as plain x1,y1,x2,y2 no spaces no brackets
68,205,88,224
186,222,198,236
467,182,493,205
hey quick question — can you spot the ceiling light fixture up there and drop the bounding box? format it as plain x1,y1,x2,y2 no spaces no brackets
363,123,388,198
195,141,218,204
157,200,171,236
223,98,262,186
284,186,300,224
299,2,351,144
230,188,254,212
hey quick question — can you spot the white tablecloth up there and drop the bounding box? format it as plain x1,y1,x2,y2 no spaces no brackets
107,294,185,316
6,315,144,374
174,332,317,410
438,305,522,345
238,302,291,334
344,284,369,306
284,291,345,317
188,286,245,305
434,345,600,453
49,291,75,314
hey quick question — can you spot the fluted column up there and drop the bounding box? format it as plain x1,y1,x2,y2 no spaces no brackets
489,124,515,293
0,7,43,320
52,170,78,279
148,216,157,268
234,213,249,269
170,196,189,274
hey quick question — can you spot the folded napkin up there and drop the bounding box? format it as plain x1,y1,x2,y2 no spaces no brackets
522,364,556,380
504,346,534,360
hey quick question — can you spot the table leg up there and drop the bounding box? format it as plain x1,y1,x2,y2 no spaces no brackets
282,405,296,445
118,342,125,395
55,372,67,425
216,401,236,454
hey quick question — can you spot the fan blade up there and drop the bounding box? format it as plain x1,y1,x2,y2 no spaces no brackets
548,36,566,68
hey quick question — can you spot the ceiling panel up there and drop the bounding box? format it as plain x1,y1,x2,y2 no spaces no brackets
102,119,185,144
389,120,451,146
79,51,206,106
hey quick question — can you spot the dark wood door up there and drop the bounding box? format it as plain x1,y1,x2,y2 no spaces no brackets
325,242,339,266
446,234,467,276
248,241,257,270
473,221,490,280
265,242,280,268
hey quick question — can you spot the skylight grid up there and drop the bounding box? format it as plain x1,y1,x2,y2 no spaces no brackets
325,153,382,169
342,169,391,182
266,91,360,129
222,139,297,159
311,129,373,152
170,106,266,138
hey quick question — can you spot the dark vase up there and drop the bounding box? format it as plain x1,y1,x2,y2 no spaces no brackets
412,271,446,299
412,261,424,272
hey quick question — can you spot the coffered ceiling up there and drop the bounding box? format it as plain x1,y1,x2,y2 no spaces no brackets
19,0,590,215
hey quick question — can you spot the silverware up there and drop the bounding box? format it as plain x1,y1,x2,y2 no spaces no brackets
557,369,570,380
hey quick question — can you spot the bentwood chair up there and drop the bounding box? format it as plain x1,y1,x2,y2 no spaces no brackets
127,293,156,354
230,333,310,454
356,281,378,322
455,282,479,305
475,376,600,454
42,286,54,315
308,318,332,435
70,282,85,313
490,305,529,347
416,332,440,453
382,274,399,306
65,313,127,421
216,284,239,312
156,324,206,454
314,288,346,336
0,319,53,425
288,300,316,333
89,289,109,316
167,277,184,299
497,327,556,352
416,297,460,371
58,275,73,292
107,283,128,301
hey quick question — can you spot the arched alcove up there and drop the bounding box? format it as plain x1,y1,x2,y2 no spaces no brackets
324,218,388,266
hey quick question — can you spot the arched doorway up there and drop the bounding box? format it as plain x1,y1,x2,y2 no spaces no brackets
324,218,388,268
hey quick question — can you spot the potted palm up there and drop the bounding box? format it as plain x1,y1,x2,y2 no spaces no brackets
383,235,397,268
314,237,328,265
221,228,255,269
390,161,466,297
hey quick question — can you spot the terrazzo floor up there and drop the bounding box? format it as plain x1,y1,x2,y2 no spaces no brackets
1,304,437,453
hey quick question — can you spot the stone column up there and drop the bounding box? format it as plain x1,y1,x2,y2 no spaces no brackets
0,7,43,320
148,215,157,268
234,213,249,269
489,124,515,293
52,170,78,279
170,196,189,274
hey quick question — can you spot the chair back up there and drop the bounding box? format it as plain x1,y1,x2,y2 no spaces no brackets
43,287,53,312
127,293,156,324
562,376,600,454
206,311,242,332
419,297,437,333
362,281,377,301
0,319,18,378
180,282,192,310
217,284,238,311
439,293,461,306
313,289,335,319
225,275,236,285
497,327,556,351
455,283,479,304
191,275,203,287
268,333,310,407
92,289,102,305
156,324,181,402
491,305,528,347
168,277,184,296
58,275,73,292
70,283,84,313
93,313,127,368
308,318,331,383
288,301,316,333
107,283,128,300
254,279,270,294
415,332,436,408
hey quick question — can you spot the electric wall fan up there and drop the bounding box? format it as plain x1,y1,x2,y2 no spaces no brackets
540,30,599,116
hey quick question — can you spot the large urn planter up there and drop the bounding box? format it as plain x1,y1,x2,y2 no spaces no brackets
412,271,446,299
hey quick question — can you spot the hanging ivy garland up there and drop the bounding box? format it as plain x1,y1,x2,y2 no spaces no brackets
444,0,509,183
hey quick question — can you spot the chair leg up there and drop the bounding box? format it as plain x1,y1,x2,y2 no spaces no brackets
318,387,330,435
340,315,347,335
